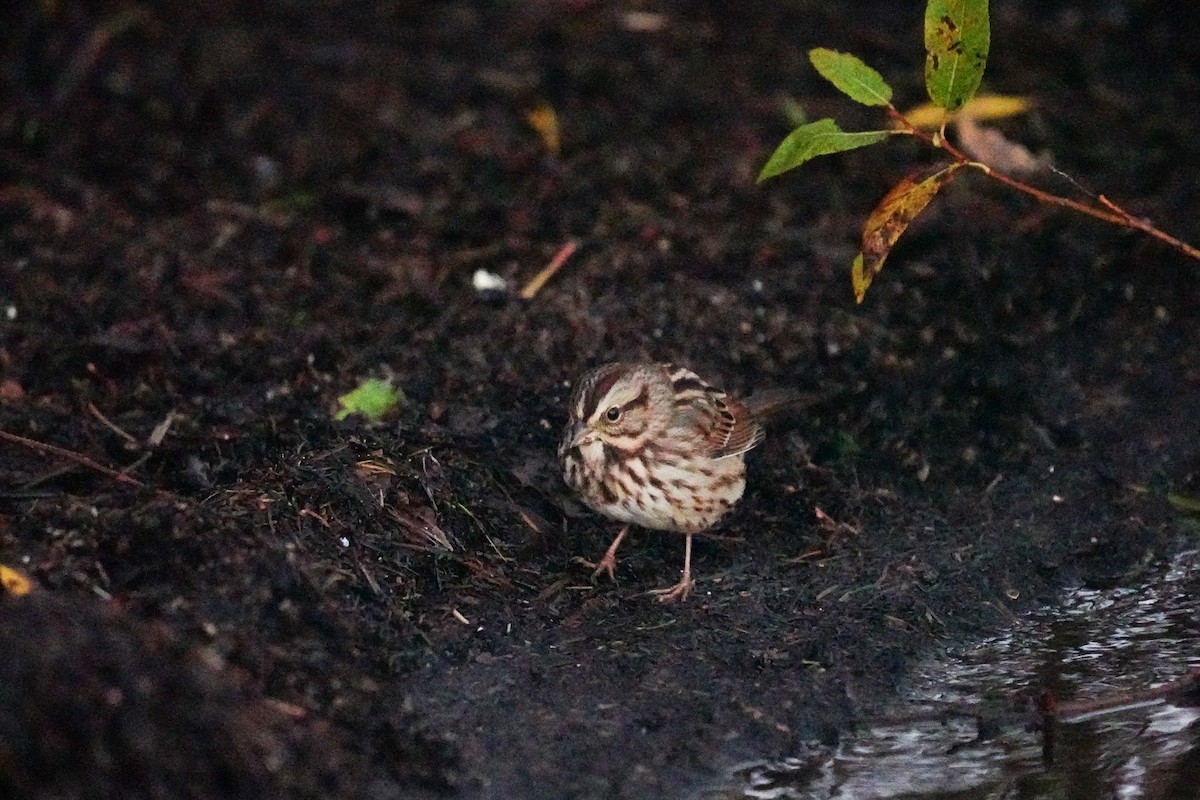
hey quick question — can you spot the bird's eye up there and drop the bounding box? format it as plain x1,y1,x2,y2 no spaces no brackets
605,406,621,422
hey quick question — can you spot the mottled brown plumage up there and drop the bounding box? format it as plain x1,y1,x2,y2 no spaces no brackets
559,361,792,602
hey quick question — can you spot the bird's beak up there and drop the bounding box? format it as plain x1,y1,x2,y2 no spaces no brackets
567,422,592,449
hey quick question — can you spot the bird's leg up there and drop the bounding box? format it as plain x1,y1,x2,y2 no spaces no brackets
649,534,694,602
578,525,629,582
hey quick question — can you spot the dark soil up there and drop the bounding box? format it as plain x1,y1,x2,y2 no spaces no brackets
2,1,1198,798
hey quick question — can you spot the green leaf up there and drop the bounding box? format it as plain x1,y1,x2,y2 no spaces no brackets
924,0,990,111
335,378,405,422
1168,492,1200,515
852,164,965,302
809,48,893,107
758,119,892,182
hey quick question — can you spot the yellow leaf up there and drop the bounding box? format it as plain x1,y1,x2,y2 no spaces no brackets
526,103,561,155
854,164,965,303
0,564,34,596
960,94,1033,121
900,94,1033,130
901,102,950,129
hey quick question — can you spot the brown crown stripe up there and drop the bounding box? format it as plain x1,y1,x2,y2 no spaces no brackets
578,366,626,419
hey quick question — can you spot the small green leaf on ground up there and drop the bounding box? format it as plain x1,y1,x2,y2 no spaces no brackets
335,378,405,422
852,163,965,302
758,119,892,182
924,0,990,112
809,48,893,107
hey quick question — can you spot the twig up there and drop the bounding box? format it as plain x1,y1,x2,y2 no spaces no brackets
887,107,1200,263
86,401,140,448
520,239,579,299
0,428,146,489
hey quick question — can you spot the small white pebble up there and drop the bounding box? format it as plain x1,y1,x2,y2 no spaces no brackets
339,536,350,547
4,305,16,321
471,268,507,292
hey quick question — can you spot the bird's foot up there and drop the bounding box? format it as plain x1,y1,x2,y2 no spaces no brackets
648,576,694,603
576,526,629,584
590,550,619,582
573,553,619,582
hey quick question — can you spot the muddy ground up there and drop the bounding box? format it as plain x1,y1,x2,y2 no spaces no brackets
1,1,1198,798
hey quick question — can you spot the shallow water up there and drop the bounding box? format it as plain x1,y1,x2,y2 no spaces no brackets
712,550,1200,799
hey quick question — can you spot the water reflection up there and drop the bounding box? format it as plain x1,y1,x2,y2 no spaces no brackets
715,550,1200,799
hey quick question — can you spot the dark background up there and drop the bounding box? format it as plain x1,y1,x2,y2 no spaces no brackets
1,1,1198,797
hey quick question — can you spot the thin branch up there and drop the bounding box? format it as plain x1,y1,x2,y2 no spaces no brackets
520,239,579,299
86,401,141,448
885,107,1200,262
0,428,146,489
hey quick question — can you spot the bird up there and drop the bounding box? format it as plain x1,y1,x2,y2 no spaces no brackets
559,361,801,602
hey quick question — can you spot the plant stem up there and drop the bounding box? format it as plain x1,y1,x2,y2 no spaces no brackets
886,107,1200,263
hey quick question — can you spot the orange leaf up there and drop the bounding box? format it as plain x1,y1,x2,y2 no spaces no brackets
0,564,34,596
526,103,561,155
853,164,964,303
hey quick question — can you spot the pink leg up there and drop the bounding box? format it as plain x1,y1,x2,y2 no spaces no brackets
650,534,695,602
583,526,629,582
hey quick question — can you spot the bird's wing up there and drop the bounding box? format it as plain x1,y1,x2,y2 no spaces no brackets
707,397,765,459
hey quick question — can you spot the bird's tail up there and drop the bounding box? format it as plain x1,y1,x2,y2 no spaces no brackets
743,388,837,422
